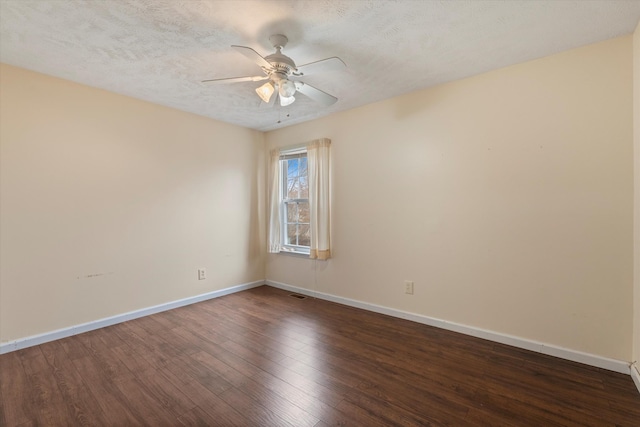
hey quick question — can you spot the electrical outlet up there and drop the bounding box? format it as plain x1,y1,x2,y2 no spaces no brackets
198,268,206,280
404,280,414,295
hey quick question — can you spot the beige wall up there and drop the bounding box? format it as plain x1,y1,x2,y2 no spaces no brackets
633,21,640,369
1,34,635,364
265,36,634,361
0,64,265,342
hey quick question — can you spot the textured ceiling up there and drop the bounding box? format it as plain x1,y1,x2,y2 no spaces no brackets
1,1,639,132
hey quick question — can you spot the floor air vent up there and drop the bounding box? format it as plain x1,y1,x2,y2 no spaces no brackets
289,294,307,300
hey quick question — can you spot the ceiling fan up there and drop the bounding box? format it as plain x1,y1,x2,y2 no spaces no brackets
202,34,346,107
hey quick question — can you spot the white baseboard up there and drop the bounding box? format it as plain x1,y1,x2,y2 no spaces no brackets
0,280,264,355
266,280,631,375
631,363,640,394
4,278,633,380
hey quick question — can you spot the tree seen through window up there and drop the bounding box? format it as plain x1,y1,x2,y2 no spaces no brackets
282,156,310,247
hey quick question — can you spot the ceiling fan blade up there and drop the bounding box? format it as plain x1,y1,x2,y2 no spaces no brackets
201,75,268,85
294,81,338,106
294,57,346,76
231,45,273,69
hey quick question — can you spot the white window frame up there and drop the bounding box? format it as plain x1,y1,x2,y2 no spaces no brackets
279,148,310,255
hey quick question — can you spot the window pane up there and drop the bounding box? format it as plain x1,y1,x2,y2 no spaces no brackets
286,203,298,223
287,159,298,179
299,157,307,176
286,224,298,246
299,176,308,198
287,177,299,199
299,225,310,247
298,202,310,223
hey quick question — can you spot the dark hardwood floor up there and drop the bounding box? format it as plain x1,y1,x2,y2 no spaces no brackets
1,285,639,426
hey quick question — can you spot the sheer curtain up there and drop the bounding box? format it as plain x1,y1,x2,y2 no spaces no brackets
267,148,281,253
307,138,331,260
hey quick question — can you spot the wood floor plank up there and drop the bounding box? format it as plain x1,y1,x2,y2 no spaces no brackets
17,346,48,376
109,322,166,367
71,356,145,425
335,396,406,427
59,335,92,360
606,399,640,426
131,367,198,418
110,341,155,375
282,363,351,408
218,385,297,427
112,375,182,424
188,349,252,389
176,405,217,427
95,324,129,349
1,285,638,426
0,352,36,426
250,370,353,424
26,370,75,426
39,340,108,426
353,374,473,425
176,401,248,427
176,404,244,426
158,366,243,421
469,387,616,427
172,352,235,395
235,376,320,427
135,315,202,356
74,330,133,381
193,338,266,379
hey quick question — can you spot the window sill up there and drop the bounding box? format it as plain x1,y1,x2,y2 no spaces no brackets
278,248,310,258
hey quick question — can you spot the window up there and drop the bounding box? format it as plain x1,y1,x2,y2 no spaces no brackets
280,149,310,254
268,138,331,259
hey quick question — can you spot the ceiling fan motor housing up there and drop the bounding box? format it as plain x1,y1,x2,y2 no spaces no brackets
265,33,297,78
265,50,296,77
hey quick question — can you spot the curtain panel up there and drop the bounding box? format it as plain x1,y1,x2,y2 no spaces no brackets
267,148,281,253
307,138,332,260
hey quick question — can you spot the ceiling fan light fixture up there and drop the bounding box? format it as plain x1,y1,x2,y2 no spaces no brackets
279,79,296,98
280,95,295,106
255,82,274,103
